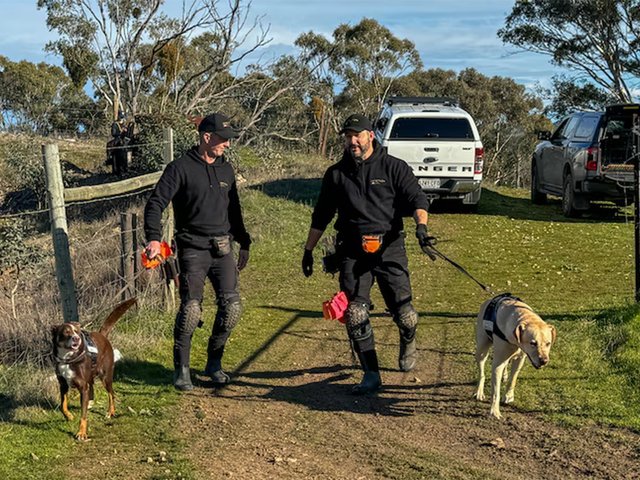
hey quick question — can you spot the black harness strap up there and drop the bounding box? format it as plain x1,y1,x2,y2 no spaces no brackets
82,331,99,367
483,293,521,342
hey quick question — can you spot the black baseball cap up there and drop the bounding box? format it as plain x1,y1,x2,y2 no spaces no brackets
198,113,239,139
339,113,373,134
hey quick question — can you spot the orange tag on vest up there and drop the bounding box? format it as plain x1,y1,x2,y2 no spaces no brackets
362,234,382,254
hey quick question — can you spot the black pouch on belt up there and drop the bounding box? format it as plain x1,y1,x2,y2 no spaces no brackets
211,235,232,257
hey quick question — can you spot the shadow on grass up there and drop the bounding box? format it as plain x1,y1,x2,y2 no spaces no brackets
250,177,321,206
115,358,173,386
0,359,173,424
475,188,631,223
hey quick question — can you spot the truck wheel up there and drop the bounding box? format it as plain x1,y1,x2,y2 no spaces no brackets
531,163,547,204
562,174,580,217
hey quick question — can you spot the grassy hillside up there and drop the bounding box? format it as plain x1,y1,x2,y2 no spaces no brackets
1,179,640,478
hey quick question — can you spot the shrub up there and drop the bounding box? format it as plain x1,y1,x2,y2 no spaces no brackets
130,112,197,172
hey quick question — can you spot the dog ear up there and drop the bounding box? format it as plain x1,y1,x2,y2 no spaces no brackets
549,324,557,344
514,323,525,343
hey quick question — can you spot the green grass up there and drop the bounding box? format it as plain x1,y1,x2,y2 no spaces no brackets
2,182,640,477
0,310,195,480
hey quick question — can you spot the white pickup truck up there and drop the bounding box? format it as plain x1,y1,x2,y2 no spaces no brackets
374,96,484,206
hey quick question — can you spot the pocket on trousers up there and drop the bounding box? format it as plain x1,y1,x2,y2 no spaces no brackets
211,235,231,257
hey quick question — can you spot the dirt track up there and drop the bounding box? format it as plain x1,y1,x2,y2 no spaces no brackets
177,312,640,480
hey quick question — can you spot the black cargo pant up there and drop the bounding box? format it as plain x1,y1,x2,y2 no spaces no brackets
173,245,240,368
338,234,413,358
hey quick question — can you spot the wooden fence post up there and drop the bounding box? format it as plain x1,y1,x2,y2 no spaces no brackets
43,143,79,323
162,127,176,311
120,213,134,301
132,213,139,293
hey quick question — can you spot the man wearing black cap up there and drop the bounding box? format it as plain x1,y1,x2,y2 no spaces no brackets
144,112,251,391
301,113,430,395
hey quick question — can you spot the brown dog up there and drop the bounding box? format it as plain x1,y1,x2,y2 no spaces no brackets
52,298,136,440
474,294,556,419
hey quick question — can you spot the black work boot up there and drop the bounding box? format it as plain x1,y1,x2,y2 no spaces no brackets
204,358,230,385
352,370,382,395
399,332,418,372
173,366,194,391
205,336,230,385
352,349,382,395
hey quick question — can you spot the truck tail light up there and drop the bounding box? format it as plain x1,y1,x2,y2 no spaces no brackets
586,146,599,171
474,147,484,174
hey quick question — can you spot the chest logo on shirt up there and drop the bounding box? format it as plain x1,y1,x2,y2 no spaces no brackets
219,181,229,188
370,178,387,185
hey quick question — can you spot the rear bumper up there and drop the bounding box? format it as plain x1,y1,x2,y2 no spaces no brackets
581,178,632,199
421,178,481,195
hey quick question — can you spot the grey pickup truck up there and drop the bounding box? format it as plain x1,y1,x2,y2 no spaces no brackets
531,104,637,217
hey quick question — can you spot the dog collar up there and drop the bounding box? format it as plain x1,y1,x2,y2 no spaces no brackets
54,349,86,365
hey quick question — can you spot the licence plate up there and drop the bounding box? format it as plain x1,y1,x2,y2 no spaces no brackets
418,178,440,189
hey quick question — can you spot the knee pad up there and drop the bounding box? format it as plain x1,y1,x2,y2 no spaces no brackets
179,300,202,334
345,302,371,341
394,304,418,337
215,298,242,332
176,299,202,336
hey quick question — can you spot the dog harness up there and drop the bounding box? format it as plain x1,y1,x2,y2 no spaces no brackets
482,293,521,342
82,331,99,367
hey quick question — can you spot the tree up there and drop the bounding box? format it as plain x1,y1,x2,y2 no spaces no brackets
0,56,94,134
538,76,614,117
37,0,270,119
499,0,640,103
296,18,423,117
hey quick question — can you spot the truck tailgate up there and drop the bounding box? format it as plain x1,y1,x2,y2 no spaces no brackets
386,140,476,178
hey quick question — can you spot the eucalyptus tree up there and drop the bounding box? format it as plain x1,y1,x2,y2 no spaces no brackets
37,0,270,119
295,18,423,117
0,56,94,134
499,0,640,103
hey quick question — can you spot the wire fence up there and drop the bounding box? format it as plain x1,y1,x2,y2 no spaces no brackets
0,192,168,369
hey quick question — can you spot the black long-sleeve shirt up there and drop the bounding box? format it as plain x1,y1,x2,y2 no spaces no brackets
144,147,251,250
311,143,428,237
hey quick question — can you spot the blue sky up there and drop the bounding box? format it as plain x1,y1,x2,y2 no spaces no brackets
0,1,561,89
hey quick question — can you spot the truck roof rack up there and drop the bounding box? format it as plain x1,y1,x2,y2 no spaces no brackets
385,96,459,107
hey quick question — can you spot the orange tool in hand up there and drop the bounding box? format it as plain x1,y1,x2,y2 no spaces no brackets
140,241,173,270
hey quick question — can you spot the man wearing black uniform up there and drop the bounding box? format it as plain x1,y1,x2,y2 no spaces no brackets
144,113,251,391
302,113,431,394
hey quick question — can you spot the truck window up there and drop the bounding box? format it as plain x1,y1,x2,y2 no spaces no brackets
389,117,473,140
560,115,580,139
573,115,600,140
550,118,569,140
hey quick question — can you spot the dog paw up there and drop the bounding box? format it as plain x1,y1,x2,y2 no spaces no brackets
489,409,503,420
474,391,485,401
62,412,74,421
503,393,515,404
75,432,90,442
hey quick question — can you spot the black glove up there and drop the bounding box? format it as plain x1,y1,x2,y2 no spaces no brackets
302,249,314,277
416,224,437,261
416,224,431,248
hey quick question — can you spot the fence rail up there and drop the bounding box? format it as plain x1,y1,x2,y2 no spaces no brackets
41,127,175,323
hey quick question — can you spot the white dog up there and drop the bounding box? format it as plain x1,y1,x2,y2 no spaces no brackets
474,294,556,419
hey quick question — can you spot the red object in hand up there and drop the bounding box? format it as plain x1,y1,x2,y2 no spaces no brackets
141,241,173,270
323,291,348,324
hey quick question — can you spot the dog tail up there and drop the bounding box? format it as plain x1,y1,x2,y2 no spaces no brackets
99,298,137,338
